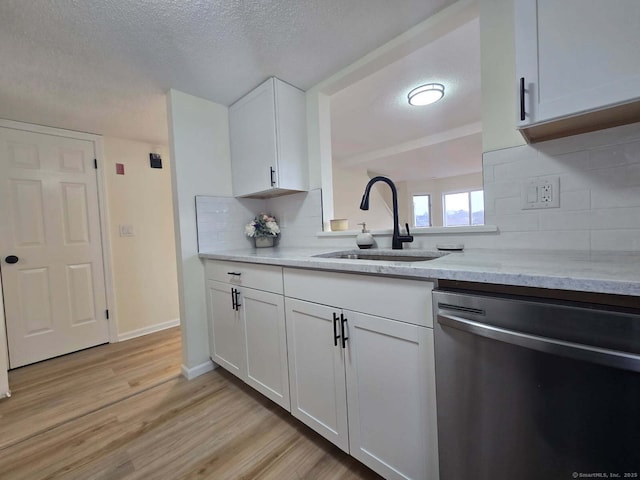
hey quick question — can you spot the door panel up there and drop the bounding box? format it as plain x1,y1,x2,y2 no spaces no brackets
0,127,108,368
285,298,348,452
61,183,90,244
207,280,244,378
11,179,46,246
345,311,438,480
19,267,54,335
66,263,96,325
241,288,290,410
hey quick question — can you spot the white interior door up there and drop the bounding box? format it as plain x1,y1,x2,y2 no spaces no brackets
0,127,109,368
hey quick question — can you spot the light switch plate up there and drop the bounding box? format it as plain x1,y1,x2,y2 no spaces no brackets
119,224,135,237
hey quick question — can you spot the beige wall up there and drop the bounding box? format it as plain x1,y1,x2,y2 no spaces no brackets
103,137,180,339
405,172,484,227
479,0,526,152
332,164,394,231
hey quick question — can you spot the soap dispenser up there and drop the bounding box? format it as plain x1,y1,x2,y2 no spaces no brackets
356,222,374,249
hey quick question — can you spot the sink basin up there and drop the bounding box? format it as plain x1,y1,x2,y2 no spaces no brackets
314,250,448,262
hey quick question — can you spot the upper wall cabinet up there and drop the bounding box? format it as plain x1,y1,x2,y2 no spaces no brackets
229,77,308,198
515,0,640,143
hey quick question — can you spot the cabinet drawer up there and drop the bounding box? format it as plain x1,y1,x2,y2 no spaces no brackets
283,268,434,328
205,260,283,294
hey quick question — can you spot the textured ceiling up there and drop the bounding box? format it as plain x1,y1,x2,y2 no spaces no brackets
0,0,456,145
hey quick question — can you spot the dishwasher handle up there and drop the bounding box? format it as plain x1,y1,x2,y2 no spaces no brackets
438,313,640,373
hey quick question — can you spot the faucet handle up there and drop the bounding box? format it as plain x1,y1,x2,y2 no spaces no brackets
405,223,411,236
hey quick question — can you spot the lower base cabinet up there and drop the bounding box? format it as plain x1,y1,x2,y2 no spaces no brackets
285,297,438,480
346,311,437,480
205,261,439,479
285,299,349,450
207,277,290,411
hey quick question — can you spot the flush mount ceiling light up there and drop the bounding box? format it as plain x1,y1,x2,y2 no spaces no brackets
407,83,445,106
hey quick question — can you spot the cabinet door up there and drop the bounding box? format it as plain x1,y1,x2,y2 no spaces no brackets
345,311,439,480
516,0,640,128
207,280,244,379
239,288,290,411
285,298,349,452
230,78,278,196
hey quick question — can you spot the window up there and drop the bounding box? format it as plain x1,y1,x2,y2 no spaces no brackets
412,194,431,227
443,190,484,226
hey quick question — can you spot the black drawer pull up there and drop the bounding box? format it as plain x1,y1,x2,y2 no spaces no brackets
233,289,241,310
227,272,241,276
333,312,340,347
340,313,349,349
519,77,526,121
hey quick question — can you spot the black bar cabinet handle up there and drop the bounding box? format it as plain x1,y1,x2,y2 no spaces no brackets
230,288,236,310
227,271,241,276
333,312,340,346
270,166,276,187
519,77,526,121
340,313,349,349
234,289,241,310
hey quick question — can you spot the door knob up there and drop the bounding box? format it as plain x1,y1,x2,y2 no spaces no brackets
5,255,19,264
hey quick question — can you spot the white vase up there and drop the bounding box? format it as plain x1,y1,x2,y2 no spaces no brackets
254,236,274,248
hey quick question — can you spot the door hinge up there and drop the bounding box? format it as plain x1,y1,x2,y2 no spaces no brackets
106,309,109,319
94,158,98,169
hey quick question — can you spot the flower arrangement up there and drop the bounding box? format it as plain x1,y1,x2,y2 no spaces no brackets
245,213,280,238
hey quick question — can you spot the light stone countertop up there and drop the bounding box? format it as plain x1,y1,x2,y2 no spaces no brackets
199,247,640,297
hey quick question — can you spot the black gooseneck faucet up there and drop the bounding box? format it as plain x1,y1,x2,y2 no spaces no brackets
359,176,414,249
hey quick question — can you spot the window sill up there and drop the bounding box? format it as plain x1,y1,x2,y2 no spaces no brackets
317,225,498,237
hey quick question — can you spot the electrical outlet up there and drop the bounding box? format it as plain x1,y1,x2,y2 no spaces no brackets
522,176,560,209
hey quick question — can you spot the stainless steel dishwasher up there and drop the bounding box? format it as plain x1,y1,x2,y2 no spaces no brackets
433,287,640,480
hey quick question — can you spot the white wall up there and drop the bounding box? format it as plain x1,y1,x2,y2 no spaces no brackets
103,137,180,340
167,89,233,376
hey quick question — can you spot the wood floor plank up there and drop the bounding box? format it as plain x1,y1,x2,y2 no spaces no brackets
0,327,182,449
0,327,382,480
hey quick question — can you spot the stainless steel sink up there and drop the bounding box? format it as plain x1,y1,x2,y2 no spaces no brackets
314,250,448,262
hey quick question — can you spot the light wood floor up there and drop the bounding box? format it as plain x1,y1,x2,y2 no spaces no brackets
0,327,382,480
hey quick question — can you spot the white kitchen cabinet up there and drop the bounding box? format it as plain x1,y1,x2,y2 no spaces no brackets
229,77,308,198
515,0,640,142
346,311,437,480
207,280,244,379
240,287,289,410
283,268,439,480
285,298,349,451
205,261,290,410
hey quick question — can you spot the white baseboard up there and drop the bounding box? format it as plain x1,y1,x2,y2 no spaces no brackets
181,360,216,380
117,318,180,342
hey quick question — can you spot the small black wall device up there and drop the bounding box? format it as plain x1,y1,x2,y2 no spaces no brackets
150,153,162,169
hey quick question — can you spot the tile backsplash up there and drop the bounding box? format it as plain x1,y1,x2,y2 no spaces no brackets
196,189,325,252
197,122,640,254
483,122,640,252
